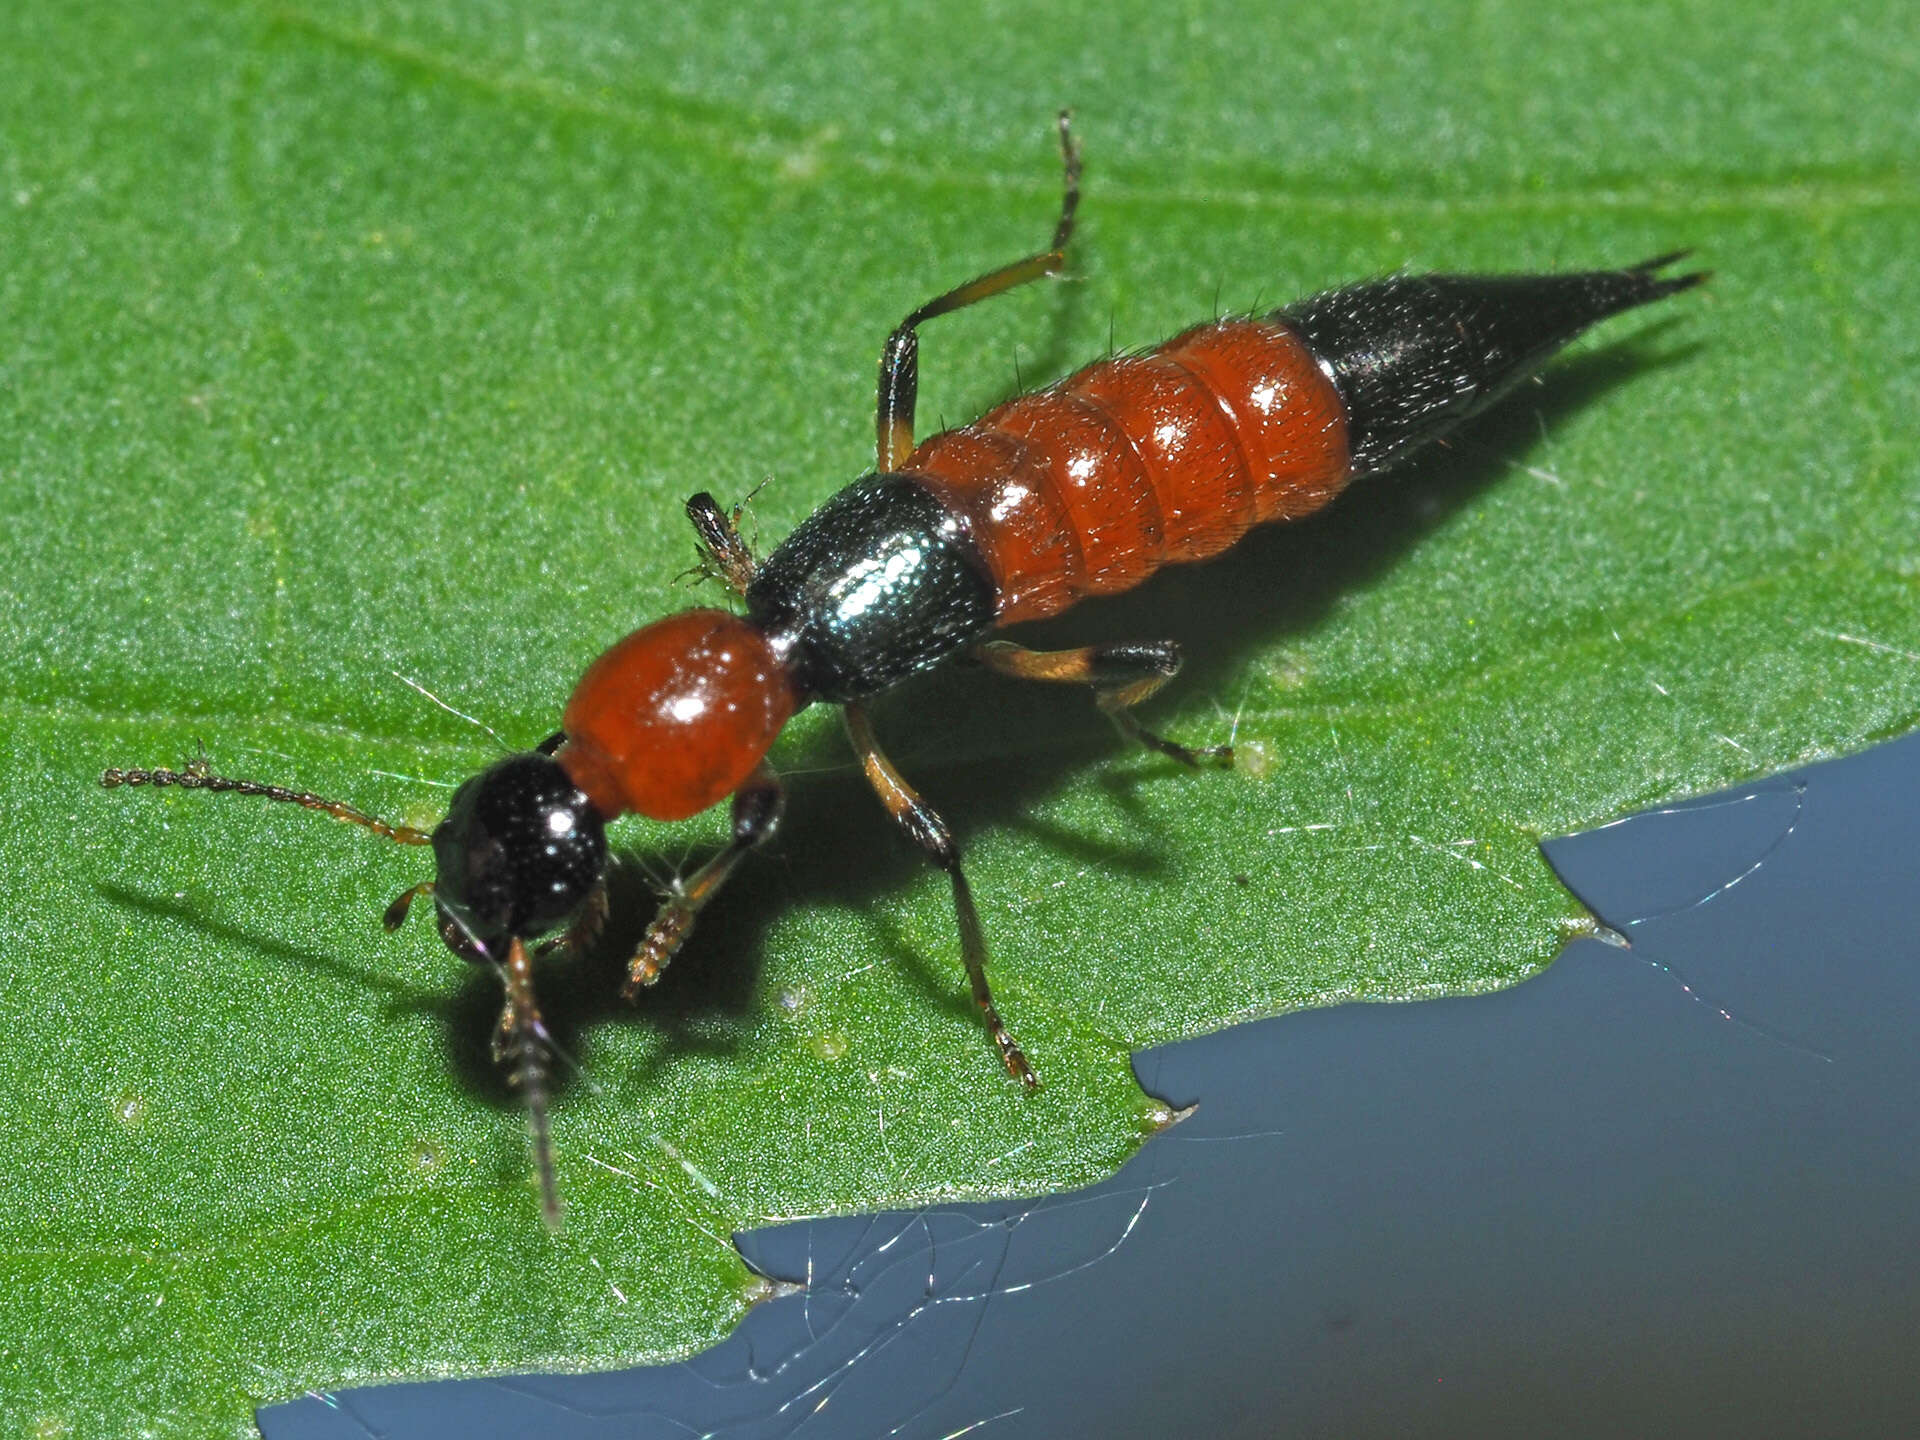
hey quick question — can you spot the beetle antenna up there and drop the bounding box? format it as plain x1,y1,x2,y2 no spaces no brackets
101,758,433,845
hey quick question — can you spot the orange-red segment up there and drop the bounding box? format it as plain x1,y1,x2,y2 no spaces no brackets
903,316,1351,625
558,609,796,822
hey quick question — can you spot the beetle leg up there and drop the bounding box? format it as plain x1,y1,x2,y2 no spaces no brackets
623,763,785,998
533,880,609,961
496,936,563,1229
875,111,1081,473
842,701,1036,1089
683,492,759,595
974,638,1235,769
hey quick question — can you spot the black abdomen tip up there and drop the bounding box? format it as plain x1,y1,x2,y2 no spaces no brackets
1280,253,1707,476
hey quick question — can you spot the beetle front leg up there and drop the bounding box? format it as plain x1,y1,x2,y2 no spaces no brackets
623,763,785,998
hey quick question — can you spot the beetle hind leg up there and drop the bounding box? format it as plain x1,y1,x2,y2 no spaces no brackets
975,638,1234,768
843,702,1036,1088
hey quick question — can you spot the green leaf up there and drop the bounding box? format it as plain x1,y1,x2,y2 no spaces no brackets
3,1,1916,1433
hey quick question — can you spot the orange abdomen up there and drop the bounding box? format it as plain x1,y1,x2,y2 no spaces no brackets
902,317,1351,624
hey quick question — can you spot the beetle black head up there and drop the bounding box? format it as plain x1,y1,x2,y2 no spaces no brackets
99,744,603,1228
429,751,609,963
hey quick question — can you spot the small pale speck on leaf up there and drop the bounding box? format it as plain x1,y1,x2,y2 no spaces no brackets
1234,739,1274,778
809,1033,850,1062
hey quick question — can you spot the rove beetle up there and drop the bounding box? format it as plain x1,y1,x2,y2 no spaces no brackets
104,113,1704,1224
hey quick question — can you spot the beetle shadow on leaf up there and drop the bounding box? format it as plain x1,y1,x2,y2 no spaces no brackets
826,333,1705,801
568,332,1704,1066
92,881,442,1013
442,851,767,1106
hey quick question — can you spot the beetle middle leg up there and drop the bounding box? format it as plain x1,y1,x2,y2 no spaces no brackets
874,110,1081,473
622,762,785,998
843,701,1036,1089
975,638,1235,769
